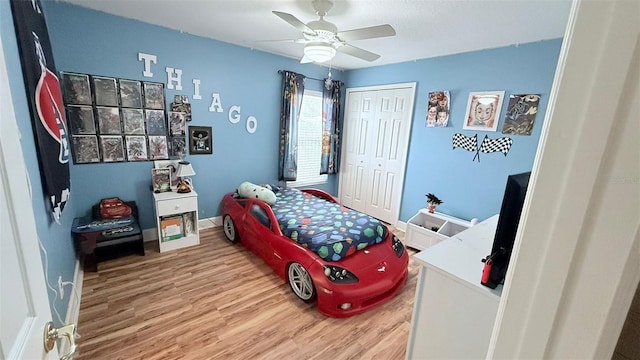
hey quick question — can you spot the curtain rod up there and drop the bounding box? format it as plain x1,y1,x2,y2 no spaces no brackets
278,70,343,85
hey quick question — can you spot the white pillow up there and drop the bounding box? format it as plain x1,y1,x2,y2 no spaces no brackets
237,182,277,205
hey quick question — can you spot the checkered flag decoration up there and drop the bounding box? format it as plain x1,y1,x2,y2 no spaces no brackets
480,135,513,156
452,133,477,152
453,133,513,162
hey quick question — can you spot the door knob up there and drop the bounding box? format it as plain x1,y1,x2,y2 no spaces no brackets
44,321,77,360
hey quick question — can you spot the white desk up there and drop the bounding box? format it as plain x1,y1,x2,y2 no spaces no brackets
406,215,501,360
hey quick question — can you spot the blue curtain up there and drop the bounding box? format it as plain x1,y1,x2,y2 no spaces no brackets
320,79,342,174
278,71,305,181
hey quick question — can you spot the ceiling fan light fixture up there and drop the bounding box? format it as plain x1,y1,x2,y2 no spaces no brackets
304,43,336,63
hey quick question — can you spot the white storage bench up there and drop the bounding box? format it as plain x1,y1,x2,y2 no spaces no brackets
405,209,473,251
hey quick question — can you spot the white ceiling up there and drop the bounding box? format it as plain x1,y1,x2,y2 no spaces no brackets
60,0,573,70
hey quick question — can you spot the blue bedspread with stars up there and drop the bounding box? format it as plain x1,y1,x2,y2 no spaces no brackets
271,187,387,261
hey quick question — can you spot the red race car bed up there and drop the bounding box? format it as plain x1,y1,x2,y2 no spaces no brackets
221,184,409,318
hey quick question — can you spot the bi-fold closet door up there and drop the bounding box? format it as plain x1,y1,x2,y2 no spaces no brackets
339,83,416,225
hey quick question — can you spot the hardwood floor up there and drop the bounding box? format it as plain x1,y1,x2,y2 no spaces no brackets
75,226,419,359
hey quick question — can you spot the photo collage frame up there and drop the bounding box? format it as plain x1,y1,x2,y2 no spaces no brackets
62,72,185,164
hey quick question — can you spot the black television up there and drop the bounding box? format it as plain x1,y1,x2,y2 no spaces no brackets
481,171,531,289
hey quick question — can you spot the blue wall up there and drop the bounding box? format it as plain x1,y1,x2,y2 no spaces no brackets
4,0,561,327
346,40,562,222
42,2,343,230
1,0,79,326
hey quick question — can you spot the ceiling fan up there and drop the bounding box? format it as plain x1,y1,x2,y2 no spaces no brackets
272,0,396,64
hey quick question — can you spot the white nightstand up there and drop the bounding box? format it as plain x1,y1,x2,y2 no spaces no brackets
153,190,199,252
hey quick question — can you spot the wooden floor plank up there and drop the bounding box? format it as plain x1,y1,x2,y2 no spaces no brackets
75,226,417,359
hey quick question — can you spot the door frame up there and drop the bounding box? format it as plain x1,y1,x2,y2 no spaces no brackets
488,0,639,358
0,33,59,359
338,82,416,225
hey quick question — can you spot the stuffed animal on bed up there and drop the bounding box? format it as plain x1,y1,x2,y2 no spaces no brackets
237,181,277,205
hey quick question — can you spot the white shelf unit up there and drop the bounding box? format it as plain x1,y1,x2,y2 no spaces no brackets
405,209,472,251
153,190,199,252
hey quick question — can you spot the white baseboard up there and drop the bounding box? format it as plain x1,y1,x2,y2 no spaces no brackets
395,220,407,232
143,216,221,242
60,258,83,357
65,259,83,325
199,216,221,229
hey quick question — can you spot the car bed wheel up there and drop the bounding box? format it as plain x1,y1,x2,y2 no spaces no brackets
223,215,238,243
288,262,316,302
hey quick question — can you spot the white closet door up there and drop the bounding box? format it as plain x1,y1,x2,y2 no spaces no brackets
366,88,414,223
341,91,374,211
339,83,416,225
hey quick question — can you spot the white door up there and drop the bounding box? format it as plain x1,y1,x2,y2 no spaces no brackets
341,91,376,211
366,87,414,222
0,35,59,360
339,83,416,224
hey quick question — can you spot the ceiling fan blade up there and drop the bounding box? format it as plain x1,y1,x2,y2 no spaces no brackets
272,11,315,34
337,24,396,42
337,44,380,62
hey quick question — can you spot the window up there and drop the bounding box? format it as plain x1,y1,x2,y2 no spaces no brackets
287,90,328,187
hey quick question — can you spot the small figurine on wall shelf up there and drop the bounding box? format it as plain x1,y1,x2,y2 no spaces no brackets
426,193,443,213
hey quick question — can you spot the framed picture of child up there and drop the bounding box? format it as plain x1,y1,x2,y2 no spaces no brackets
426,90,450,127
462,91,505,132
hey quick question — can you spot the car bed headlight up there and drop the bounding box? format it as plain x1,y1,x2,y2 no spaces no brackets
391,234,405,257
323,265,358,284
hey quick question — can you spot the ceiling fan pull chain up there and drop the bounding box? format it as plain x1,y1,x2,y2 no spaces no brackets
325,60,333,89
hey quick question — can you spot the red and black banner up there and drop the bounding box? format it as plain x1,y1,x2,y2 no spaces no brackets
11,0,70,222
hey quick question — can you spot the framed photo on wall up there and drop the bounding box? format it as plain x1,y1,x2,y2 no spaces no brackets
463,91,505,132
67,105,95,134
72,135,100,164
100,135,125,162
143,82,165,109
122,108,145,134
125,135,148,161
169,112,186,136
119,79,142,108
189,126,212,155
171,136,186,158
145,109,166,135
96,106,122,134
92,76,119,106
426,90,451,127
502,94,541,136
171,95,192,122
148,136,169,160
61,72,92,105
